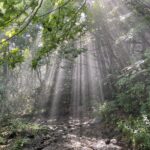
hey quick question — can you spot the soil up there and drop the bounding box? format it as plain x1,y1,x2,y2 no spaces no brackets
23,118,123,150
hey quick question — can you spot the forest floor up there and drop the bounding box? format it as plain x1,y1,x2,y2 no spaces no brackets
0,117,125,150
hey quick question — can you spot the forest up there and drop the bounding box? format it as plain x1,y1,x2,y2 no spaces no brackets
0,0,150,149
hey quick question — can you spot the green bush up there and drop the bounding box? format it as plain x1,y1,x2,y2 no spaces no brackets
0,136,5,145
118,115,150,150
0,118,49,150
95,50,150,149
95,101,117,122
12,138,29,150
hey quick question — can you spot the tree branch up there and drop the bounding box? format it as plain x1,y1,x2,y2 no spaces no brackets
38,0,72,18
0,0,44,45
0,0,36,28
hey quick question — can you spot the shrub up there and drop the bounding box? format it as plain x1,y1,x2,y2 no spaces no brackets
95,50,150,149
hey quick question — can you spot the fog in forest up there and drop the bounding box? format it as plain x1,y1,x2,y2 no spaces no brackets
0,0,150,149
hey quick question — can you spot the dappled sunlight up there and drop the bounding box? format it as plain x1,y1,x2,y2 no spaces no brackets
0,0,150,149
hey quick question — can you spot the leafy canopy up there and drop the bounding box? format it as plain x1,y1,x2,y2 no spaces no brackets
0,0,87,68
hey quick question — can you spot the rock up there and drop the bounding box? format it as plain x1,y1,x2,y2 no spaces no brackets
82,147,93,150
110,139,117,144
36,146,45,150
105,139,110,145
67,134,77,139
91,118,102,125
92,140,106,149
57,129,63,134
18,119,123,150
106,144,122,150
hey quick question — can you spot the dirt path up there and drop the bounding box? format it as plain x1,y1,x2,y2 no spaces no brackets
22,119,122,150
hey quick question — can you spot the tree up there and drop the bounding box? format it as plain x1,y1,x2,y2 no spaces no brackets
0,0,87,68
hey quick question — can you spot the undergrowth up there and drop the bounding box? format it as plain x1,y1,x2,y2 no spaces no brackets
0,118,49,150
96,49,150,149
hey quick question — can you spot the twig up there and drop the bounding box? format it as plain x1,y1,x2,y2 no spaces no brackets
0,0,44,45
38,0,72,17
